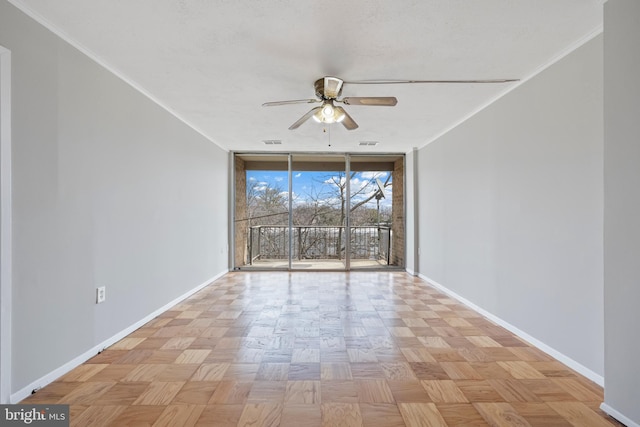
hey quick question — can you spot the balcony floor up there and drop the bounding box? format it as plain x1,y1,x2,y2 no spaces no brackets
242,259,398,270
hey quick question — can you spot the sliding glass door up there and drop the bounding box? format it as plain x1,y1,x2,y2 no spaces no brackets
291,155,347,270
233,154,289,270
349,156,394,269
233,153,403,271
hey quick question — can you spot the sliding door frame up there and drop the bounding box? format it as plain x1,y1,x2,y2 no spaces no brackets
344,154,351,271
287,154,293,270
231,151,404,272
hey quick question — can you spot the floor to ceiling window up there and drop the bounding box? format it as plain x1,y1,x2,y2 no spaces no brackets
233,153,404,271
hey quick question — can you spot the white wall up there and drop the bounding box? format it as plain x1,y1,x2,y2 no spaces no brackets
417,35,604,378
0,43,12,404
602,1,640,425
0,1,229,397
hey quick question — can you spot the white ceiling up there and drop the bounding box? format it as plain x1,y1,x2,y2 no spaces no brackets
10,0,604,153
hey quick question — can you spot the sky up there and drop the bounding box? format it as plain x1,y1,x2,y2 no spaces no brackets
246,170,393,209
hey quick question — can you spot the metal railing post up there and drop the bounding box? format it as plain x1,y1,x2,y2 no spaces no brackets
249,227,253,265
257,226,261,261
388,229,392,265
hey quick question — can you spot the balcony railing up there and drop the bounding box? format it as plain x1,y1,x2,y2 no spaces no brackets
248,225,391,265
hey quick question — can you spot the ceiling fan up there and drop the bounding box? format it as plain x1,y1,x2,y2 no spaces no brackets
262,76,519,131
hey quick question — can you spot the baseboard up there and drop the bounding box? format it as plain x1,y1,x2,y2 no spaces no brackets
601,403,640,427
405,267,417,276
10,270,227,403
417,274,604,387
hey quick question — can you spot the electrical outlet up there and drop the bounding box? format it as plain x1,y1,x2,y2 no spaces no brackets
96,286,106,304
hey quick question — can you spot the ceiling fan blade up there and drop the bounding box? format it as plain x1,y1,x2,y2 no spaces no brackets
344,79,519,84
341,97,398,106
336,107,358,131
289,106,321,130
263,99,320,107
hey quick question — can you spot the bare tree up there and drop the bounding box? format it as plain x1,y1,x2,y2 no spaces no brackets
313,171,392,259
245,181,289,261
244,172,392,262
247,181,288,225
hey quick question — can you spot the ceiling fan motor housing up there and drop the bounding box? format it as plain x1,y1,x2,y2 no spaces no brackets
315,77,344,100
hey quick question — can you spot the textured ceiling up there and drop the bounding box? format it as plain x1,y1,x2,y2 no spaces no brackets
10,0,604,153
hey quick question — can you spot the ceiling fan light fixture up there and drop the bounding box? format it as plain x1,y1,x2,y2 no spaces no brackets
313,109,330,123
312,101,343,124
322,103,335,119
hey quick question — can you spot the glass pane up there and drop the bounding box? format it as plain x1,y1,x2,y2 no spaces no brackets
234,154,289,269
349,159,394,269
291,155,346,270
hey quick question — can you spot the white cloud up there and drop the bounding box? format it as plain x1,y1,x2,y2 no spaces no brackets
248,176,256,181
318,197,341,206
360,171,387,179
352,190,378,204
295,173,302,178
275,177,284,182
324,176,346,186
292,192,308,206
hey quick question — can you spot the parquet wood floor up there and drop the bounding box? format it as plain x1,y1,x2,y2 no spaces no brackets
22,272,623,426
